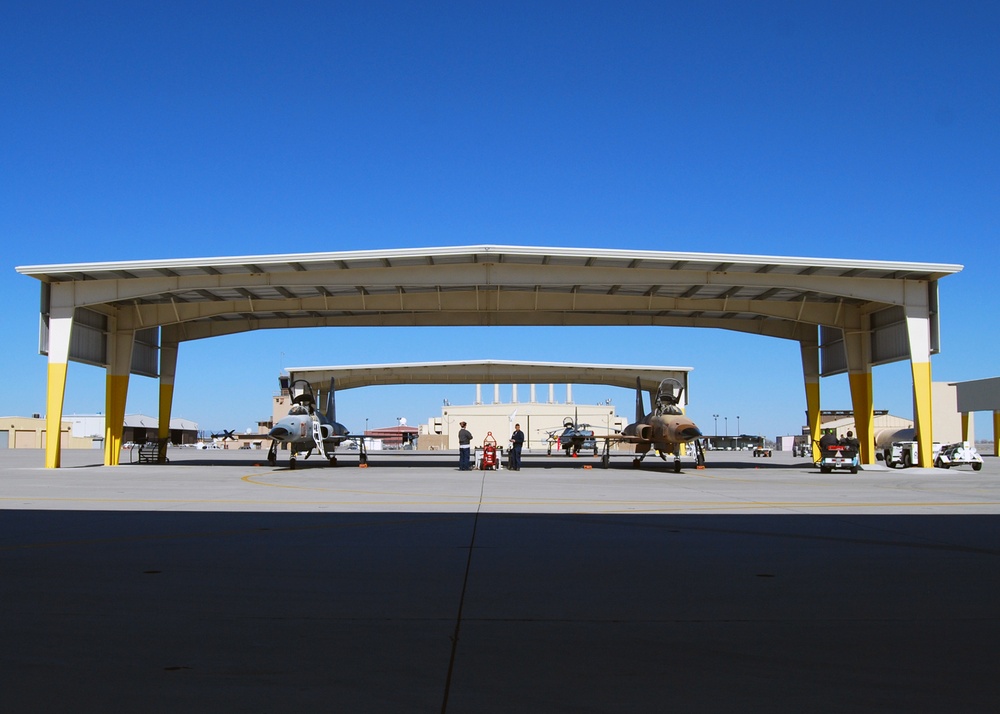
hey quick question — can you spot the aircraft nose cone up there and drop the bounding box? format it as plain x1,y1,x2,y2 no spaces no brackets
679,426,702,440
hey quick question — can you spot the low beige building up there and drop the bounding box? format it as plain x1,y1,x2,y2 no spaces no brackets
1,416,97,450
420,400,626,452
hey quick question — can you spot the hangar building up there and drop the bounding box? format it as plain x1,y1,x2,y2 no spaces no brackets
16,245,971,468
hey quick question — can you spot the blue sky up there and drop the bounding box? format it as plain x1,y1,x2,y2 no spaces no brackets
2,1,998,439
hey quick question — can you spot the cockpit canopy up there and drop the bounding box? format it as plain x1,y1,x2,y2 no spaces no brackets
289,379,316,407
654,378,684,415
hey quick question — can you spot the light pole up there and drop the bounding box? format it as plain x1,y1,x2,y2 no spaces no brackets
724,416,728,437
737,415,741,436
713,414,719,436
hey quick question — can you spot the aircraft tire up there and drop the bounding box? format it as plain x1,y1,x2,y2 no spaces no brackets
673,461,681,473
973,462,983,471
601,452,610,469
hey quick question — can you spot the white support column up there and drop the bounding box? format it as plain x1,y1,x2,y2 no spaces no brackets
548,384,554,404
844,314,875,464
905,300,934,468
566,384,573,403
494,383,500,404
530,384,536,403
44,305,75,469
105,325,135,466
476,384,482,405
511,384,518,403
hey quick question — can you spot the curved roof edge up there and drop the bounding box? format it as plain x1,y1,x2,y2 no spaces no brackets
285,360,694,394
16,243,964,280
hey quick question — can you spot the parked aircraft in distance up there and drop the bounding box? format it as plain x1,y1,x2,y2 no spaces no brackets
600,377,705,472
267,378,367,469
541,414,599,456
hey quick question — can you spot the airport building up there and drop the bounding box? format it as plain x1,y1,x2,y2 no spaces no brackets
0,414,199,450
0,415,95,450
417,387,626,451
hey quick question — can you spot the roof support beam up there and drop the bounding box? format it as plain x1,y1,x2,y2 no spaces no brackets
115,291,860,332
43,263,941,309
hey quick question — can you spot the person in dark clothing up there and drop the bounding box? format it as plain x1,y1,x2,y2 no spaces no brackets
509,423,525,470
457,421,473,471
819,431,839,457
840,430,860,454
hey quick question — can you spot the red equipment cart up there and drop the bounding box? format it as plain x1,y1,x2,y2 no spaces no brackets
480,432,499,470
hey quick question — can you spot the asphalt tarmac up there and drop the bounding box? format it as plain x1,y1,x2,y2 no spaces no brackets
2,448,999,713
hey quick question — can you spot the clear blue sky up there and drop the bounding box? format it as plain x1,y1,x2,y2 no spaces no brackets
2,1,998,439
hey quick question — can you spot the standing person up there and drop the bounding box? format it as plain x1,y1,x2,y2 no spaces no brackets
509,423,525,471
457,421,473,471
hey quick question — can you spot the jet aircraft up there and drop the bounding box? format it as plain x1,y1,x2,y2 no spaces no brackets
266,378,367,468
600,377,705,472
542,414,599,457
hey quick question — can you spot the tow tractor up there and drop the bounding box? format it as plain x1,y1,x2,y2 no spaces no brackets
816,442,859,474
881,441,942,469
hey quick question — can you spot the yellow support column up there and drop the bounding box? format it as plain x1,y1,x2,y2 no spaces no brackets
45,363,69,468
993,411,999,459
104,374,130,466
157,383,174,455
961,413,970,442
848,371,874,464
800,336,822,462
157,334,179,463
910,359,934,467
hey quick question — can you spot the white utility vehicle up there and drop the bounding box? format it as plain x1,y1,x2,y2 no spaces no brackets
934,441,984,470
882,441,942,468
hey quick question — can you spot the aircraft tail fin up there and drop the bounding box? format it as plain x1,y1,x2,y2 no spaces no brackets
634,377,645,422
326,378,337,422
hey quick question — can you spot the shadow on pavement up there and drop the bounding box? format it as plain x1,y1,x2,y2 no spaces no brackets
2,509,998,713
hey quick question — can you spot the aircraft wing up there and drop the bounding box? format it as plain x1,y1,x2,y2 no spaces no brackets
596,434,647,444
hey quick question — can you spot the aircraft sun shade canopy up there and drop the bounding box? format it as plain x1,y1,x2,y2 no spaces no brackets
17,244,962,468
282,360,694,403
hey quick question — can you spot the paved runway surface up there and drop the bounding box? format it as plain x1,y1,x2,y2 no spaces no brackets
2,449,999,712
